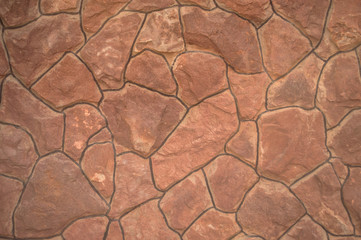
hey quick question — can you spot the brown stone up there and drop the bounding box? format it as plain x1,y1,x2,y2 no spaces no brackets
81,143,114,202
232,233,263,240
315,30,340,61
63,216,108,240
126,0,177,12
0,25,9,83
79,12,144,90
14,152,108,238
151,91,238,190
108,153,162,218
100,83,185,157
125,50,176,95
4,14,84,87
121,199,180,240
215,0,272,27
88,128,112,145
259,15,312,79
204,155,258,212
64,104,106,161
173,52,228,106
317,51,361,128
181,7,262,74
292,164,353,235
226,121,258,167
159,170,212,233
0,77,64,155
0,0,39,27
229,69,270,119
330,237,361,240
183,209,240,240
237,179,305,240
267,53,323,109
258,108,329,185
106,221,123,240
330,158,348,184
178,0,215,9
0,176,22,238
31,53,101,111
41,0,81,14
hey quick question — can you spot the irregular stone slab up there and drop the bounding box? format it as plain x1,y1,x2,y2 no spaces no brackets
0,176,22,238
121,199,180,240
259,15,312,79
292,164,353,235
106,221,123,240
315,30,340,61
226,121,258,167
160,170,212,233
183,209,239,240
330,237,361,240
0,0,39,27
64,104,106,161
100,83,185,157
88,128,112,145
267,53,323,109
63,216,108,240
229,69,270,119
232,233,263,240
181,7,262,74
14,152,108,238
178,0,215,9
204,155,258,212
4,14,84,87
258,108,329,185
279,215,327,240
237,179,305,240
151,91,238,190
173,52,227,106
108,153,162,218
126,50,176,95
79,12,144,89
126,0,177,12
0,77,64,155
32,53,101,111
0,124,38,181
330,158,348,184
0,26,9,83
317,52,361,128
41,0,81,13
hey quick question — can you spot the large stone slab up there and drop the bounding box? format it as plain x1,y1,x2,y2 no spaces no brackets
63,216,108,240
0,0,39,27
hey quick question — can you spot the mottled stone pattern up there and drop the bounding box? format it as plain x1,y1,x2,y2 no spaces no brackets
1,0,361,239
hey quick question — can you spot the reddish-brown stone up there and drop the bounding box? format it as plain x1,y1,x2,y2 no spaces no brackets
79,12,144,90
0,0,39,27
173,52,228,106
151,91,238,190
259,15,312,79
160,170,212,233
204,155,258,212
0,25,9,83
183,209,240,240
229,68,271,119
106,221,123,240
232,233,263,240
64,104,106,161
126,50,176,95
121,199,180,240
178,0,215,9
31,53,101,111
317,51,361,128
14,152,108,238
126,0,177,12
330,237,361,240
63,216,108,240
4,14,84,87
330,158,348,184
108,153,162,218
101,83,185,157
315,31,340,61
0,77,64,155
258,108,329,185
40,0,81,14
292,164,353,235
88,128,112,145
267,53,323,109
237,179,305,240
181,7,262,74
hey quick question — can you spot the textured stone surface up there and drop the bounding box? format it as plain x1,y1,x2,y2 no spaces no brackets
88,128,112,145
315,30,340,61
126,0,177,12
178,0,215,9
0,26,9,83
232,233,263,240
41,0,81,14
330,237,361,240
330,158,348,184
63,216,108,240
0,0,39,27
106,221,123,240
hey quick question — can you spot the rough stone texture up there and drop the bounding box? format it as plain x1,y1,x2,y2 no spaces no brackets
204,155,258,212
160,170,212,233
4,14,84,87
181,7,262,74
108,153,162,218
178,0,215,9
40,0,81,14
330,158,349,184
292,164,353,235
63,216,108,240
173,52,228,106
0,0,39,27
88,128,112,145
330,237,361,240
152,91,238,190
126,0,177,12
259,15,312,80
229,68,271,119
79,12,144,90
183,209,239,240
14,152,108,238
0,26,10,83
237,179,305,240
31,53,101,111
106,221,123,240
317,51,361,128
315,30,340,61
258,108,329,185
0,77,64,155
121,199,180,240
232,233,263,240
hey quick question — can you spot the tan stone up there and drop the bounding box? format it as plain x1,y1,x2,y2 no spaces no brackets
106,221,123,240
88,128,112,145
0,25,9,83
232,233,263,240
63,216,108,240
0,0,39,27
178,0,215,9
330,158,348,184
126,0,177,12
151,91,238,190
41,0,81,14
237,179,305,240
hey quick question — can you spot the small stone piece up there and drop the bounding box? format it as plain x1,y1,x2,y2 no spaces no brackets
330,158,348,184
106,221,123,240
126,0,177,12
232,233,263,240
63,216,108,240
88,128,112,145
178,0,215,9
0,26,9,83
0,0,39,27
41,0,81,13
329,237,361,240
